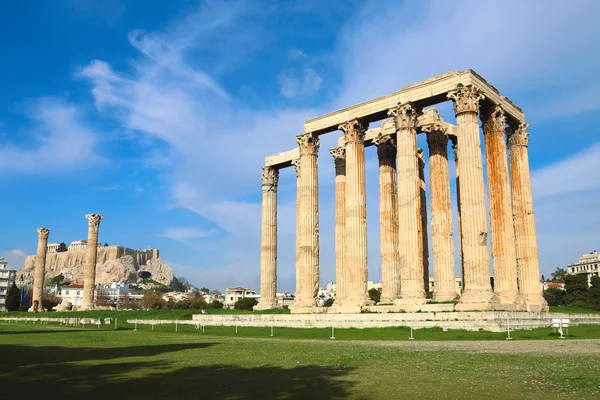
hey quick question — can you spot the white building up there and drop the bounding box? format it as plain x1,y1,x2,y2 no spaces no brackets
58,284,85,307
224,286,259,308
0,258,17,311
567,250,600,283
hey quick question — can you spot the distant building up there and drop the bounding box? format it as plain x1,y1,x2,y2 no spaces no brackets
224,286,259,308
58,284,85,307
96,283,131,308
0,258,17,311
567,250,600,283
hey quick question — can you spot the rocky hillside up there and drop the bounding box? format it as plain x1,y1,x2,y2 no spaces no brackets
17,248,174,286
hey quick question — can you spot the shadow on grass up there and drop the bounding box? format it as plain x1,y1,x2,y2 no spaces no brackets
0,346,356,400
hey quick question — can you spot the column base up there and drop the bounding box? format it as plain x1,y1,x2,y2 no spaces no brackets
393,297,427,312
519,293,549,312
379,294,400,304
254,300,279,311
290,297,320,314
433,291,457,302
290,306,328,314
327,304,364,314
455,288,499,311
493,291,522,311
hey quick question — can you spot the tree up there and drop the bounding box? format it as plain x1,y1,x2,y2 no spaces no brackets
142,290,166,310
208,300,224,309
323,298,334,307
5,283,20,311
588,276,600,309
543,287,565,307
49,274,65,286
200,287,210,294
368,288,381,304
234,297,258,310
551,267,568,283
57,242,68,252
104,242,109,247
209,289,222,296
564,274,589,306
169,277,187,292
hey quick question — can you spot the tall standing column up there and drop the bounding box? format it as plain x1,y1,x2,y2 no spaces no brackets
389,103,426,307
374,134,400,303
417,148,430,296
32,228,50,313
82,214,103,310
425,128,457,301
291,133,320,313
447,86,497,310
482,105,520,310
451,137,465,293
256,166,279,310
507,122,548,312
339,119,372,311
330,146,347,308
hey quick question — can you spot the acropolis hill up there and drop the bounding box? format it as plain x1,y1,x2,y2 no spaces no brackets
18,241,173,286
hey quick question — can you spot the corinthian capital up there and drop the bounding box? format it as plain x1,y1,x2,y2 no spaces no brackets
447,86,485,115
291,158,300,178
338,119,367,143
373,134,396,160
388,103,419,130
329,147,345,161
296,132,320,156
507,123,529,148
86,214,104,232
481,105,506,133
37,228,50,240
425,128,449,148
261,166,279,188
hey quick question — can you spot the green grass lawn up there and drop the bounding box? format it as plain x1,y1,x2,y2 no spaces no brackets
1,322,599,399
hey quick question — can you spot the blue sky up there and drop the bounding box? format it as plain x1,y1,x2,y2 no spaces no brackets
1,0,599,292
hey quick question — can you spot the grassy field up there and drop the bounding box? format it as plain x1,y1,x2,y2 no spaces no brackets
1,322,599,399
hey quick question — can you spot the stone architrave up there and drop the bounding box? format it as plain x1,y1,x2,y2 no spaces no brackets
82,214,103,310
329,146,347,308
32,228,50,313
507,123,549,312
256,166,279,310
424,127,457,301
389,103,426,307
482,105,520,310
291,133,320,313
417,148,430,296
374,134,400,303
339,119,373,311
447,86,497,311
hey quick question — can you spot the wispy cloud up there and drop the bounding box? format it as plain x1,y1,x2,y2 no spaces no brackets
160,227,216,243
277,68,323,98
2,249,27,269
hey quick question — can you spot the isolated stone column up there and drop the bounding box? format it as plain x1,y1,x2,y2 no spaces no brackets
424,127,457,301
451,137,465,292
482,105,520,309
339,119,372,311
374,134,400,303
330,146,347,307
82,214,103,310
32,228,50,313
507,123,549,312
256,166,279,310
417,148,430,295
291,133,320,312
389,103,426,306
447,86,497,310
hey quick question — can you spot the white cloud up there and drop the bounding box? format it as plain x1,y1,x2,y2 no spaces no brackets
0,98,99,173
160,227,216,243
2,249,27,270
277,68,323,98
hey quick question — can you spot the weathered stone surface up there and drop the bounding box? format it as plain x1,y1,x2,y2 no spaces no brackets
96,256,138,284
139,258,174,286
32,228,50,313
53,299,72,312
256,166,279,310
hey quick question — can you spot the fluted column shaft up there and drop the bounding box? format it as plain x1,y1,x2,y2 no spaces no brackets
330,147,347,306
447,87,496,310
292,133,320,311
426,129,457,301
340,119,372,309
418,149,430,295
256,166,279,310
508,123,548,311
451,138,465,292
482,106,519,308
82,214,103,310
389,104,425,302
32,228,50,313
374,135,400,303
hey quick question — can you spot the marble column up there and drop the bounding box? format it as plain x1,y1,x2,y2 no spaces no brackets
32,228,50,313
339,119,372,311
481,105,520,310
374,134,400,303
256,166,279,310
291,133,320,313
389,103,426,306
82,214,103,310
425,128,457,301
330,146,347,307
417,148,430,296
447,86,497,310
507,122,549,312
451,136,465,293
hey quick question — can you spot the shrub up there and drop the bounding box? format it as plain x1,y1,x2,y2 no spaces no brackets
234,297,258,311
368,288,381,304
208,300,224,309
142,291,166,310
323,298,334,307
543,287,565,307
